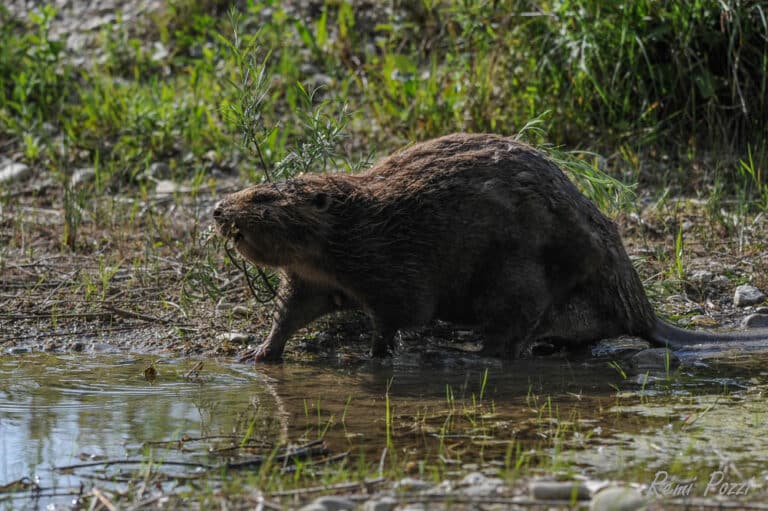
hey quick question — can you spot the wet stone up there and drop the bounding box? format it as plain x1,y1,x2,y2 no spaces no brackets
592,336,650,358
589,486,647,511
734,284,766,307
530,480,591,501
743,313,768,329
627,348,679,373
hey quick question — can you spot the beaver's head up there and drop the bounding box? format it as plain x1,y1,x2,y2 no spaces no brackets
213,178,335,268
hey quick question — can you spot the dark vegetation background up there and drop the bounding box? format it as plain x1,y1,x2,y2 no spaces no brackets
2,0,767,195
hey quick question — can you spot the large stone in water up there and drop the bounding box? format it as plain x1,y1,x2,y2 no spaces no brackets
743,313,768,329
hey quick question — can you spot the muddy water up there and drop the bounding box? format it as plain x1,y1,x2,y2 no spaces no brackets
2,350,768,505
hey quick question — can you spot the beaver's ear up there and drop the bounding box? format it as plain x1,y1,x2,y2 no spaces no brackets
311,192,331,212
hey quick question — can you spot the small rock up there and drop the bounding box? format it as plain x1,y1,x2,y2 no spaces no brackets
688,270,714,284
590,486,647,511
151,41,169,61
627,348,679,373
459,471,505,496
530,480,590,501
305,496,355,511
232,305,250,318
756,306,768,314
734,285,766,307
0,161,31,183
216,332,252,344
70,341,85,352
743,313,768,329
70,167,96,187
363,496,397,511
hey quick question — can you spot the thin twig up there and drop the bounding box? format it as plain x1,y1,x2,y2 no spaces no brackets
91,487,118,511
0,312,113,320
103,305,168,324
53,458,214,471
269,477,385,498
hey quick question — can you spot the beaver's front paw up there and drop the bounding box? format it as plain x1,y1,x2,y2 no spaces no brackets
239,342,283,363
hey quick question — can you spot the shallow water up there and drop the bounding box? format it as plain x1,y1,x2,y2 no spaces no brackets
2,349,768,507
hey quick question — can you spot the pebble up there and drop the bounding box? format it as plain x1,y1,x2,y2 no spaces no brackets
742,313,768,329
363,496,397,511
216,332,252,344
530,480,590,501
300,496,356,511
589,486,647,511
0,161,31,183
687,269,714,284
734,284,766,307
393,478,434,491
459,472,505,496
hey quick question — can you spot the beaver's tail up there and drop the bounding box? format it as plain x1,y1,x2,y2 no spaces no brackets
649,317,768,350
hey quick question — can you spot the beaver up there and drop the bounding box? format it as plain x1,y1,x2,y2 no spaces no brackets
213,133,768,361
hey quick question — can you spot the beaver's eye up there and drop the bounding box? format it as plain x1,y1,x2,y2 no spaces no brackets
311,192,330,212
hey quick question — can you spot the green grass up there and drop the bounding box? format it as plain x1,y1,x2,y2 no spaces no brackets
2,1,766,200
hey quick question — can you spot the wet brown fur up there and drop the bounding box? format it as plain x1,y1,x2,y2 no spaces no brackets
213,133,766,361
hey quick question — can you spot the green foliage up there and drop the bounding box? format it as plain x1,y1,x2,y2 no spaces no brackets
1,0,766,196
0,5,72,136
